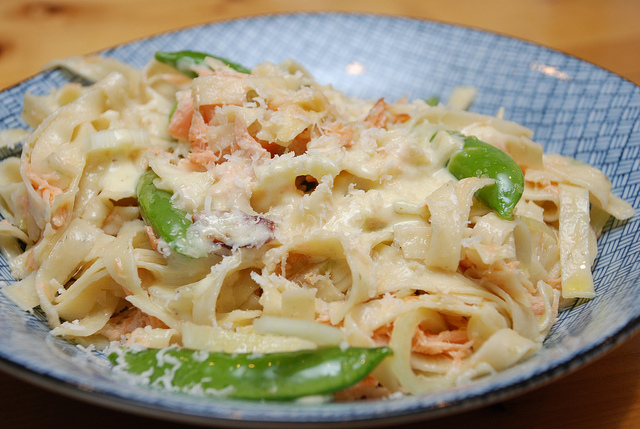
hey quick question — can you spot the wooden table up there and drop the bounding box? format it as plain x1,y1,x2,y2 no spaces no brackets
1,1,639,428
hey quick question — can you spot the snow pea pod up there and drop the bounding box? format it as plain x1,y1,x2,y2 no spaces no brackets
425,95,440,106
109,346,392,400
155,50,251,78
136,170,193,257
447,135,524,219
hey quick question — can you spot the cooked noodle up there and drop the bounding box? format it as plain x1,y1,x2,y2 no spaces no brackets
0,54,634,398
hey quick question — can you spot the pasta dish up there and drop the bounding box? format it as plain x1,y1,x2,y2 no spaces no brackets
0,52,634,400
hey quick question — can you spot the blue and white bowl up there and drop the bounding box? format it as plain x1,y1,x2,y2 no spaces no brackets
0,12,639,427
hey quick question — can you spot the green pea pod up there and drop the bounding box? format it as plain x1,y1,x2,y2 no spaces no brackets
136,170,193,257
155,50,251,78
168,101,178,120
425,95,440,107
109,346,392,400
447,135,524,219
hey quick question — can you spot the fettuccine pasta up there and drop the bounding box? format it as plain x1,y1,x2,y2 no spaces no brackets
0,53,634,399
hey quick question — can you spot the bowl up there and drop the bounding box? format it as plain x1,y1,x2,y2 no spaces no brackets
0,12,639,428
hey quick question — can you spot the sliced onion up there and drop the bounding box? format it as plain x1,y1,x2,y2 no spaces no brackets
253,315,346,347
85,128,149,153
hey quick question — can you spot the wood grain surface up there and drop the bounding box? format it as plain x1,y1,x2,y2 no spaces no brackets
1,1,640,428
